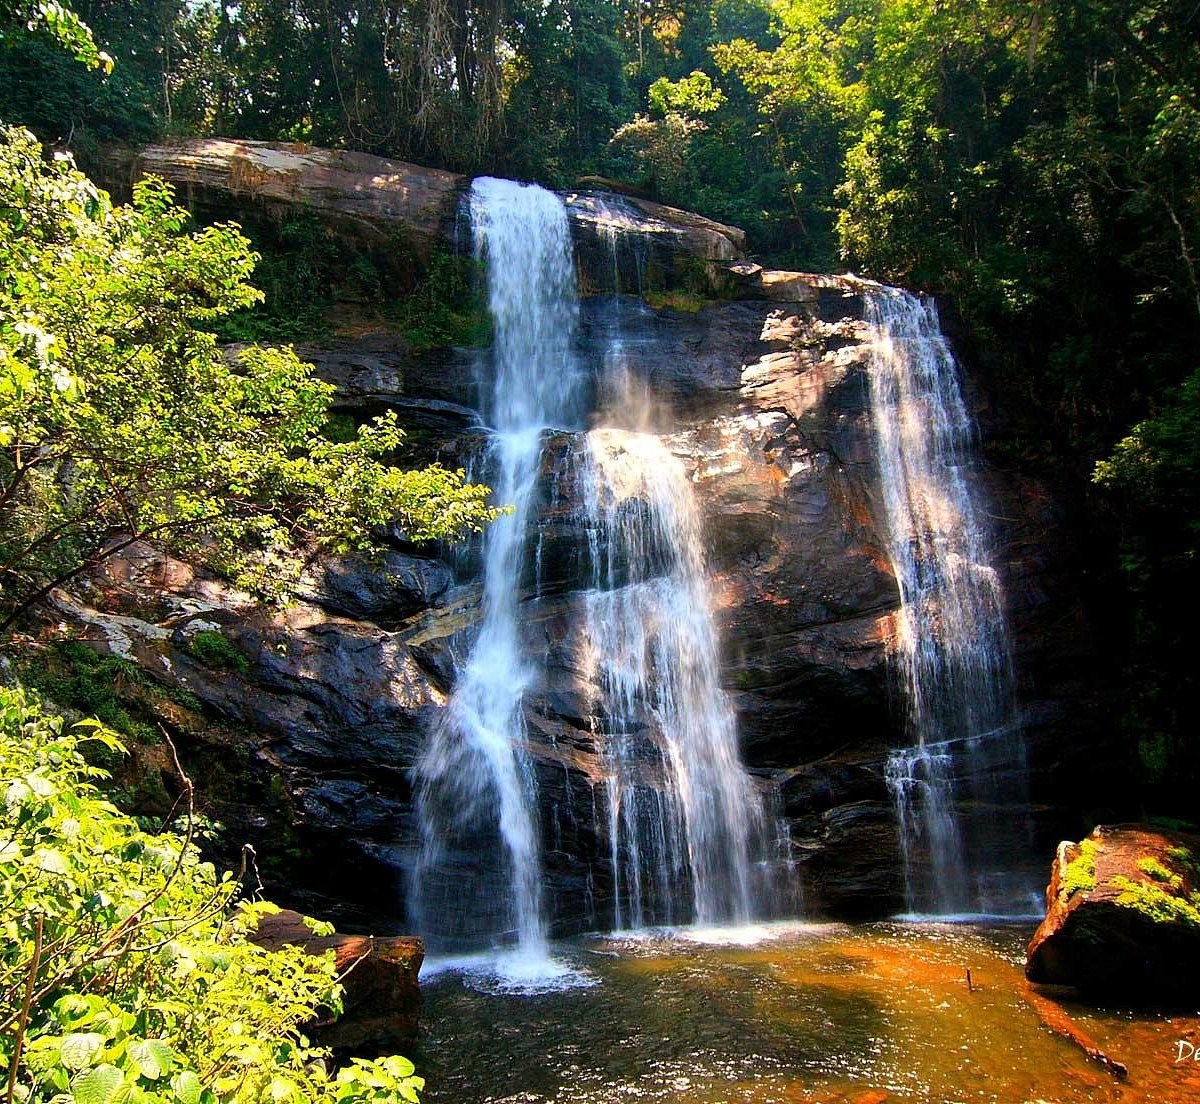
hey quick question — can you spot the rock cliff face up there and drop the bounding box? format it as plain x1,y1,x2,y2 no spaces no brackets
42,262,1102,927
42,141,1110,928
98,137,744,286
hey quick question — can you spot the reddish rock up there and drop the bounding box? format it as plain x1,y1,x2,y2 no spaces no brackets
250,908,423,1050
1026,824,1200,1000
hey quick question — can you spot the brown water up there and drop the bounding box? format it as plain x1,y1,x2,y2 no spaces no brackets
413,922,1200,1103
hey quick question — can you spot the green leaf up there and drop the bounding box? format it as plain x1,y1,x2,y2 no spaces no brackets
128,1038,173,1079
72,1064,124,1104
61,1032,106,1070
36,848,70,874
170,1070,201,1104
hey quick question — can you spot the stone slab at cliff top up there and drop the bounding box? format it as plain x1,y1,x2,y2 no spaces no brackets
98,137,745,265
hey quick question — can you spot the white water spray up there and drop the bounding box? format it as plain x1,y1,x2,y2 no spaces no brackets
864,285,1030,915
578,429,766,929
415,178,582,960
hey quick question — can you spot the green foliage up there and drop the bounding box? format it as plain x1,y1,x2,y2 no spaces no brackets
1137,856,1178,885
1094,366,1200,519
1111,873,1200,930
321,414,359,445
1061,837,1100,898
0,683,424,1103
0,127,497,633
212,214,338,344
0,0,113,72
1093,364,1200,801
648,71,726,117
188,631,251,675
393,249,491,351
14,641,162,745
644,288,709,313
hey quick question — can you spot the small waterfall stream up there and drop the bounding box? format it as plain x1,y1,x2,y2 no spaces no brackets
863,285,1032,915
414,178,582,964
578,426,767,930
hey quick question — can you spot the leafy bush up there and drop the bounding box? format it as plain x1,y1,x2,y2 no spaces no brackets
15,642,160,745
0,127,497,635
211,214,339,344
392,249,491,351
0,684,424,1103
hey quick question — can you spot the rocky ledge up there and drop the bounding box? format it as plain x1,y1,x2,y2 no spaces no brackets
96,138,744,283
1026,824,1200,1001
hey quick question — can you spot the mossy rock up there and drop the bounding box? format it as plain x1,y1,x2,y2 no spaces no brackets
1026,823,1200,1002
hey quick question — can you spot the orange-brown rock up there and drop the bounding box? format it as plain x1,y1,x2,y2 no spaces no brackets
250,908,423,1050
1026,824,1200,1001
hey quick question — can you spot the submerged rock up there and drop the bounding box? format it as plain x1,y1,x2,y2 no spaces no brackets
1026,824,1200,1000
249,908,423,1049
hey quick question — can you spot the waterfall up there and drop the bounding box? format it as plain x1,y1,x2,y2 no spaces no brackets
415,178,776,966
578,427,768,929
863,285,1031,915
414,178,582,959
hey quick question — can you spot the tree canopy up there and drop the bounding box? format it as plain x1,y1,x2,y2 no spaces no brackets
0,126,495,634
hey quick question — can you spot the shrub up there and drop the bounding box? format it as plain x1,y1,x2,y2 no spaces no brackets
189,630,251,675
0,684,423,1103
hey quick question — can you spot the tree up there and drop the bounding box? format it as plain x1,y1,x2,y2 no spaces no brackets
0,0,112,71
0,126,495,635
0,683,426,1102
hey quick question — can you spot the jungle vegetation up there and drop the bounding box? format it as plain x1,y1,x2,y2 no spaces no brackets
1,1,1199,1094
2,0,1197,836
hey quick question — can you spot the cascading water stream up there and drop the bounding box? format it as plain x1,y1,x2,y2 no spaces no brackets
571,218,776,931
414,178,582,962
415,179,778,969
863,284,1032,915
578,427,768,930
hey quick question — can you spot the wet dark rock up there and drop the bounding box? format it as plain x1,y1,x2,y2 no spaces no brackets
803,800,906,919
296,552,454,625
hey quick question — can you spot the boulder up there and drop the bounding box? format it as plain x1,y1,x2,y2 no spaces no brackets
98,138,465,252
249,908,423,1049
1026,824,1200,1000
